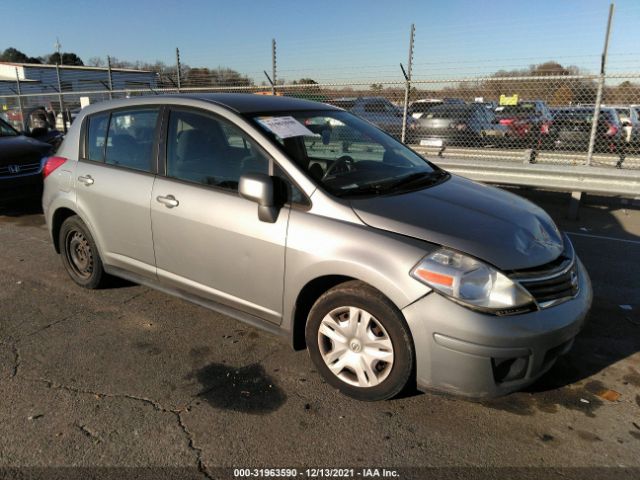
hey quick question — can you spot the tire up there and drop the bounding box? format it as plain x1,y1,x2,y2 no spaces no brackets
59,215,107,289
305,280,414,401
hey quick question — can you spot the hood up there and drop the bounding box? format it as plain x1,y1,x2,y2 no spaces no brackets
0,135,52,167
349,175,564,271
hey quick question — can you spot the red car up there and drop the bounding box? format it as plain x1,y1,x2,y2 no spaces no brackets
494,100,555,148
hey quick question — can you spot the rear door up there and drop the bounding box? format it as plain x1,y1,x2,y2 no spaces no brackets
150,107,289,324
75,107,160,279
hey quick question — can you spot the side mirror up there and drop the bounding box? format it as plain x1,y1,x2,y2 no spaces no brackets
239,173,280,223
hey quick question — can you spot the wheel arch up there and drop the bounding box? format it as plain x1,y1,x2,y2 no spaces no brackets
51,207,79,253
291,275,356,350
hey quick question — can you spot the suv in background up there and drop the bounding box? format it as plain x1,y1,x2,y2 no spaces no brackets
410,103,508,148
552,106,623,153
331,96,417,139
494,100,555,148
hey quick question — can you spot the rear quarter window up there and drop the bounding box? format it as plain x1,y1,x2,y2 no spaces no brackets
85,112,110,162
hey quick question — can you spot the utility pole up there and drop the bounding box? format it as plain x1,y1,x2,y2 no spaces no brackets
586,3,614,165
15,67,25,132
401,24,416,144
176,47,182,93
272,38,277,95
107,55,114,100
54,38,67,133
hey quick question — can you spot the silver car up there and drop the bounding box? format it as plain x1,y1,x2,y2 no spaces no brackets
42,94,592,401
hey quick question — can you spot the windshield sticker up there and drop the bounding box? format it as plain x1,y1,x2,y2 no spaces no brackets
256,116,316,139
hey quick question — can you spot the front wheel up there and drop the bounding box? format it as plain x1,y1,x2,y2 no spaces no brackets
59,215,107,289
306,281,414,401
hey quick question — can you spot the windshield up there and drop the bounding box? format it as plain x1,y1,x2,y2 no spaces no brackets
494,103,537,118
410,102,442,114
555,109,616,124
249,110,444,198
0,117,19,137
421,105,474,119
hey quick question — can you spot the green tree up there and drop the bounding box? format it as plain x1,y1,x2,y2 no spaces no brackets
47,52,84,66
0,47,42,64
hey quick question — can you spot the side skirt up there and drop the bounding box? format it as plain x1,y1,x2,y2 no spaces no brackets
103,265,288,340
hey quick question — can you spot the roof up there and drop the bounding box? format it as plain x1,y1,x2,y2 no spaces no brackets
169,93,339,113
75,93,340,121
0,74,38,82
0,61,154,74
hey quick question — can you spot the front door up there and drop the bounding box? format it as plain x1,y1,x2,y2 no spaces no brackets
150,107,288,324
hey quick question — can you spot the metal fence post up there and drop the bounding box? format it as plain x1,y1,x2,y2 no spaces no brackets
55,62,67,134
14,67,25,132
176,47,182,93
586,2,614,165
401,24,415,144
272,39,277,95
107,55,114,100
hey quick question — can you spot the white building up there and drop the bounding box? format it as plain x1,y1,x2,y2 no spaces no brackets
0,62,158,96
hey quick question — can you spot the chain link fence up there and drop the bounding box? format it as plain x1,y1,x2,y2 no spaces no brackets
2,4,640,170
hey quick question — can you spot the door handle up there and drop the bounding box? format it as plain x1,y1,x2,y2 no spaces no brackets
77,175,94,186
156,194,179,208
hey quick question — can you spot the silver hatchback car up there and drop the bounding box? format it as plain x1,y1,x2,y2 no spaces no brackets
42,94,592,401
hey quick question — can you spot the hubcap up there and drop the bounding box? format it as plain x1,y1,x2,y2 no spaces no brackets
66,230,93,279
318,306,394,388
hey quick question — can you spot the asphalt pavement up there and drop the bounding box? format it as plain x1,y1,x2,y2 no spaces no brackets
0,189,639,480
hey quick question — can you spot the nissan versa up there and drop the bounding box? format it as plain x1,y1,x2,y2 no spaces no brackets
42,94,592,401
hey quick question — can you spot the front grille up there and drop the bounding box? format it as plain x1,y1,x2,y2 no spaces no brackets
508,239,579,308
0,162,42,177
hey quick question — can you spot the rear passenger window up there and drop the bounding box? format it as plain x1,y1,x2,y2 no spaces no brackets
166,109,269,191
104,108,159,172
86,112,110,162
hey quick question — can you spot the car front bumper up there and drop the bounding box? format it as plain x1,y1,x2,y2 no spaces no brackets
402,258,592,398
0,171,44,202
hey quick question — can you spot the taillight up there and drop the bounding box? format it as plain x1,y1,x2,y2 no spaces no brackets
540,122,550,135
43,156,67,178
606,123,618,136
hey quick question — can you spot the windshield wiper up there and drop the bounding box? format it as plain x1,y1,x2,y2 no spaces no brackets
383,170,448,192
336,170,448,197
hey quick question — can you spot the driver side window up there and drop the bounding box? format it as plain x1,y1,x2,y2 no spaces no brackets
166,109,269,190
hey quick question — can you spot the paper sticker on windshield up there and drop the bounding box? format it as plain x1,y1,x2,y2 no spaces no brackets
256,116,315,139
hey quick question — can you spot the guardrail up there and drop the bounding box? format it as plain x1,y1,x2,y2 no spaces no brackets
427,156,640,218
413,146,640,170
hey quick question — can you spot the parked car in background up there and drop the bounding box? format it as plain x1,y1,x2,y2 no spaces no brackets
611,106,640,146
330,96,417,139
552,107,623,153
409,99,444,118
23,106,64,149
43,94,591,401
494,100,555,148
410,103,508,148
0,116,53,202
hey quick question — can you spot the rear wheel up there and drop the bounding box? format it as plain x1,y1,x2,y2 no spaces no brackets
59,215,107,289
306,281,414,401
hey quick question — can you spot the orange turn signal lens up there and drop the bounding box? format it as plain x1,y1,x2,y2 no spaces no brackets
414,268,454,287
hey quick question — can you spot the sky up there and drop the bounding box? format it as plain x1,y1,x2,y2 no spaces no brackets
2,0,640,84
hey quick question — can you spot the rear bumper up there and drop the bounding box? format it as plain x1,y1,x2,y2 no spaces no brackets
402,259,592,398
410,132,483,147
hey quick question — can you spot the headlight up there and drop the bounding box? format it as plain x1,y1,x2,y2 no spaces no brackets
410,248,534,314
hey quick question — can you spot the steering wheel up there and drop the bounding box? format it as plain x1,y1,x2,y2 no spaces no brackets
322,155,354,180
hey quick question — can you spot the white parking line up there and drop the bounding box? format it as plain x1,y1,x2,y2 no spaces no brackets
567,231,640,245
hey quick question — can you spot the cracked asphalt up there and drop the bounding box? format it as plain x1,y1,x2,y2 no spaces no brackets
0,189,639,479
